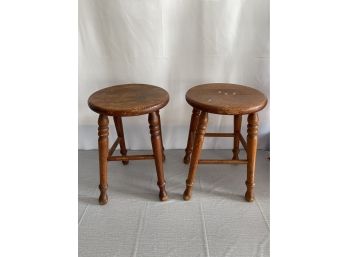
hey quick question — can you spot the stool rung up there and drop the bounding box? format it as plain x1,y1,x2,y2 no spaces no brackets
237,133,247,150
198,159,248,164
108,137,120,157
203,132,248,151
108,154,155,161
204,133,234,137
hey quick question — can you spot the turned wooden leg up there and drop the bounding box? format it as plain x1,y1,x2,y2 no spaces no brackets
245,113,259,202
98,114,109,205
156,110,165,161
232,114,242,160
149,112,168,201
183,112,208,200
113,116,128,165
183,108,201,164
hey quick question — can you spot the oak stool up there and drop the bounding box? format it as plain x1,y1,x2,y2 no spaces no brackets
182,83,267,201
88,84,169,204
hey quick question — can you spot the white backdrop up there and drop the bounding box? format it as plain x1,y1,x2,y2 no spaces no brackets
79,0,269,150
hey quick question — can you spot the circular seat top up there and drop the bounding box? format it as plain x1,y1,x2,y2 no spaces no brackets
88,84,169,116
186,83,267,115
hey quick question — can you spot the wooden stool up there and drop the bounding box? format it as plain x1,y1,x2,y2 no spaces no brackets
88,84,169,204
182,83,267,201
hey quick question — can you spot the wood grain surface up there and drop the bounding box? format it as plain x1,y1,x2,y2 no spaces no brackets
185,83,267,115
88,84,169,116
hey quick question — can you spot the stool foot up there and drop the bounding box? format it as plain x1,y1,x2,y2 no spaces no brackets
122,160,129,165
245,188,255,202
98,184,108,205
159,193,168,201
159,190,168,201
158,181,168,201
245,180,255,202
183,187,192,201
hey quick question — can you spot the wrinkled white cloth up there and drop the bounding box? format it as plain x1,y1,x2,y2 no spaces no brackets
79,0,270,150
79,150,270,257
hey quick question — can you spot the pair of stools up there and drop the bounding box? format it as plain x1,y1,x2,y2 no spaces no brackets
88,83,267,205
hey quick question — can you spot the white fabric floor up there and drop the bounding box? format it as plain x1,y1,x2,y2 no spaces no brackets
79,149,270,257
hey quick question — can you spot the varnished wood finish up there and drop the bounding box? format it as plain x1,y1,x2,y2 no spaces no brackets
88,84,169,116
238,133,248,151
232,115,242,160
183,83,267,201
183,112,208,201
107,155,154,161
183,108,201,164
198,159,247,164
113,116,128,165
156,110,165,161
88,84,169,204
245,113,259,202
98,114,109,205
205,133,234,137
149,112,168,201
108,138,120,157
186,83,267,115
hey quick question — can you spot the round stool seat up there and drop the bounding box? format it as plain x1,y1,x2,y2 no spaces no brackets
88,84,169,116
186,83,267,115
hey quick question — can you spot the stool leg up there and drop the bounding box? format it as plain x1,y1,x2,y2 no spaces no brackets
156,110,165,161
183,112,208,201
232,114,242,160
183,108,201,164
245,113,259,202
113,116,128,165
149,112,168,201
98,114,109,205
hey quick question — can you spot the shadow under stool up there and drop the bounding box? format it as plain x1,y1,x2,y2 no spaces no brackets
88,84,169,204
182,83,268,201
